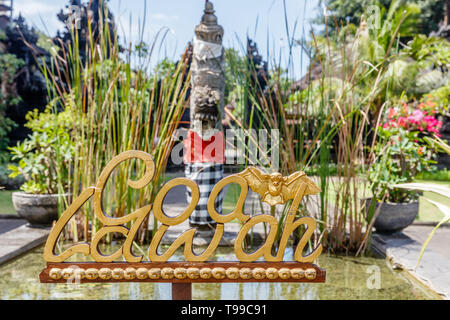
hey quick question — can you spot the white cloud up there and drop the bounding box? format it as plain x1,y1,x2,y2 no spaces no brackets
14,0,61,17
12,0,64,36
150,13,179,22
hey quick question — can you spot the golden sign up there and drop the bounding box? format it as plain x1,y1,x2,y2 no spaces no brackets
40,150,325,284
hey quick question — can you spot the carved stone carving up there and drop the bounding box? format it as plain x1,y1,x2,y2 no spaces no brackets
190,1,225,137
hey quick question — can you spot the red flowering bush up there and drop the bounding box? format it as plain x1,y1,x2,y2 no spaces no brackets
383,100,443,137
369,99,442,203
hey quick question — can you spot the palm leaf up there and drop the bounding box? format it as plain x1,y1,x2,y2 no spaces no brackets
424,137,450,155
392,183,450,198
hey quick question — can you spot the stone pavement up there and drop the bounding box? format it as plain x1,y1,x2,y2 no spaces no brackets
404,225,450,260
0,218,26,235
372,224,450,299
0,220,50,266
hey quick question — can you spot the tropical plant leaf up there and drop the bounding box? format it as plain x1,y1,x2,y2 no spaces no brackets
394,182,450,268
392,183,450,199
415,199,450,269
424,136,450,155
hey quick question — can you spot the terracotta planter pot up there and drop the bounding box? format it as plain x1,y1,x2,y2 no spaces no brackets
12,192,64,227
365,198,419,234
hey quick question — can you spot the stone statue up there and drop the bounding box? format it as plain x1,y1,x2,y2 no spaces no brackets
185,1,225,231
190,0,225,139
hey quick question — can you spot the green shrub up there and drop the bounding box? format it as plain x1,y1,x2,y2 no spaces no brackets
0,163,24,190
0,36,23,163
415,169,450,182
8,103,75,194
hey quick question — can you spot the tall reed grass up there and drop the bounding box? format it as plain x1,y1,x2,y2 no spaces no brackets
32,0,416,256
225,1,414,255
40,4,190,244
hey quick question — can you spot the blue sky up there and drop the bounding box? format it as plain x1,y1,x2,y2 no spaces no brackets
13,0,321,78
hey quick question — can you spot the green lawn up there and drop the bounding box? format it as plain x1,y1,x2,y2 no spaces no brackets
416,180,450,222
0,190,17,215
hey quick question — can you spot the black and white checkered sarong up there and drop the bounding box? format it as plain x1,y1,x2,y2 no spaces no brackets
185,163,224,225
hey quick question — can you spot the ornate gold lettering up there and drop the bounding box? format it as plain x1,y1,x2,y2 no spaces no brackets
43,151,323,265
43,187,94,262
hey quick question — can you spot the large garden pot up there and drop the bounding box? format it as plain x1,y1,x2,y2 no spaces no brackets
12,192,62,227
365,198,419,234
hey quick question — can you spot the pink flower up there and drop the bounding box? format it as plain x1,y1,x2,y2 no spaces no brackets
388,108,397,119
398,117,407,128
402,104,409,114
408,110,424,124
427,126,437,133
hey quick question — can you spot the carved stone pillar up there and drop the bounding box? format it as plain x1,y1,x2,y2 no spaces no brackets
184,1,225,227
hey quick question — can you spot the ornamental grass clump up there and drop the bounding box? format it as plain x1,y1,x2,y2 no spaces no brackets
39,4,190,243
225,0,433,255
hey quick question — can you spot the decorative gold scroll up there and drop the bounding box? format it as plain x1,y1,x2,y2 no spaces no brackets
43,150,323,264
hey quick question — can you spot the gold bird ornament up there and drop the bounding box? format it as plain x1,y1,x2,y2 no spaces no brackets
239,167,321,206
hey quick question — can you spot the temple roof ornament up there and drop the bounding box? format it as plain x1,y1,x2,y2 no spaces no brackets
202,1,217,25
195,1,224,45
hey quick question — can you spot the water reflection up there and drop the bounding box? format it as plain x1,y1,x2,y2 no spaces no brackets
0,246,438,300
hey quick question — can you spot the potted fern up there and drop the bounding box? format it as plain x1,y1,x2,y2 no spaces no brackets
8,105,74,226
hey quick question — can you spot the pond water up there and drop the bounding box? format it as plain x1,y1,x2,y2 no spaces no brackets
0,245,439,300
